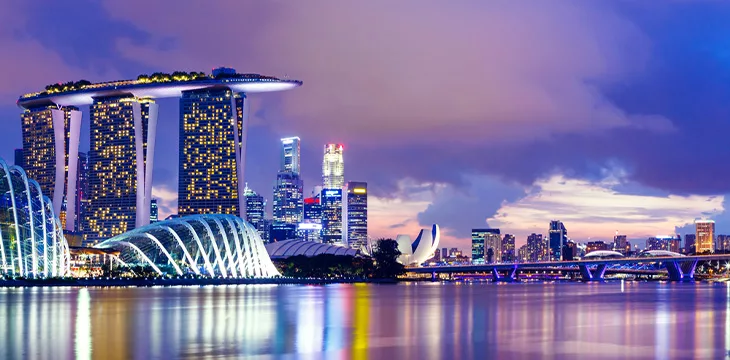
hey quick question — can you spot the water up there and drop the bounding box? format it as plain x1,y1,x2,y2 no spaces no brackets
0,282,728,359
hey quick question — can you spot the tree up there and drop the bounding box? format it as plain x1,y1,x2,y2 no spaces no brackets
372,239,405,279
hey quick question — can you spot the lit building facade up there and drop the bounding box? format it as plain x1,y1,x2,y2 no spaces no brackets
549,220,568,261
178,88,243,216
717,235,730,252
150,199,158,223
526,233,548,262
86,96,157,244
272,172,304,225
76,152,89,233
502,234,515,262
613,234,630,255
322,144,344,189
472,228,501,264
321,188,343,245
344,181,367,250
695,220,715,253
685,234,696,253
21,105,83,231
586,241,610,254
281,137,301,175
244,185,266,238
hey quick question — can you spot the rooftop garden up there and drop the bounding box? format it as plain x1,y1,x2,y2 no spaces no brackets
30,69,286,98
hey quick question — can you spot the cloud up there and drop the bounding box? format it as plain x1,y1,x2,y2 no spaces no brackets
489,172,725,245
151,184,178,220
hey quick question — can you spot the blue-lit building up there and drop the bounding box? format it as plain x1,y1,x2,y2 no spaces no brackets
272,172,303,225
321,188,343,245
280,137,300,175
472,228,501,264
549,220,568,261
344,181,367,249
244,185,266,239
150,199,158,223
299,195,323,242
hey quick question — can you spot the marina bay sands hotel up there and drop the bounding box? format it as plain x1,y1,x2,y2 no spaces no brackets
17,67,302,244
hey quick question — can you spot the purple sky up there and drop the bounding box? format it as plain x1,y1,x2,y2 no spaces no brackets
2,1,730,250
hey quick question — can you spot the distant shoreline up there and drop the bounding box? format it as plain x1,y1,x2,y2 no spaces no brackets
0,277,382,288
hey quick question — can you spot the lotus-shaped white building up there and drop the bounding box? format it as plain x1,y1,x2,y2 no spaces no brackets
396,224,440,266
95,214,280,278
0,158,70,278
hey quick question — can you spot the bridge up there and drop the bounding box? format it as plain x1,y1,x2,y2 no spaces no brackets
409,254,730,282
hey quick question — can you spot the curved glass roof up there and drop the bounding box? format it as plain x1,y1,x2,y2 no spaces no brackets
584,250,625,258
95,214,280,278
0,158,70,278
265,240,358,259
639,250,685,257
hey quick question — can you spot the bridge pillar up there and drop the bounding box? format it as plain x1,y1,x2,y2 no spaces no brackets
492,266,518,282
579,264,607,282
667,260,698,282
431,271,437,281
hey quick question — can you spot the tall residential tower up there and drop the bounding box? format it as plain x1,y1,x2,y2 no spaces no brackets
344,181,368,249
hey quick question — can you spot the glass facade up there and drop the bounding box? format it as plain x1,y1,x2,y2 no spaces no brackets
322,144,344,189
0,157,70,278
150,199,158,223
344,182,367,250
86,96,153,244
280,137,300,175
244,185,266,239
178,88,243,216
549,220,567,261
472,229,500,264
75,152,89,233
501,234,515,262
272,172,303,225
321,188,343,245
695,220,715,253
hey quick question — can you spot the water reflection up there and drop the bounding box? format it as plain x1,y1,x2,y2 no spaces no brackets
0,283,730,358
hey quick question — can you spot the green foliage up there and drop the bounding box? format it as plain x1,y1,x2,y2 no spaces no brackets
275,254,373,278
372,239,405,278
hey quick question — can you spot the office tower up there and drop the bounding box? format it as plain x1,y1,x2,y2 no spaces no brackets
244,185,266,237
613,234,629,255
299,195,322,242
260,219,273,243
472,229,501,264
695,220,715,253
322,144,344,189
178,88,243,217
517,244,528,262
684,234,696,253
76,152,89,233
586,241,610,253
526,233,546,262
280,137,301,174
272,172,304,224
270,222,297,242
441,247,448,259
344,182,368,249
669,235,681,253
321,188,343,245
14,148,23,168
502,234,516,262
86,96,157,243
549,220,568,261
150,199,159,223
21,105,83,230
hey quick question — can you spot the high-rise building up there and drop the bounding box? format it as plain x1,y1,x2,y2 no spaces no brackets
322,144,344,189
526,233,547,262
280,137,301,174
76,152,89,234
273,172,304,225
178,88,243,217
695,220,715,253
150,199,159,223
321,188,343,245
586,241,610,253
244,185,266,238
613,234,630,255
646,236,672,251
517,244,528,262
86,96,157,243
344,181,367,249
441,247,448,259
549,220,568,261
669,235,681,253
502,234,515,262
717,235,730,252
300,196,323,242
685,234,696,254
14,148,23,168
21,105,83,231
472,229,501,264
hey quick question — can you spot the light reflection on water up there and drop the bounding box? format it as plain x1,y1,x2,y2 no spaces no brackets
0,282,729,359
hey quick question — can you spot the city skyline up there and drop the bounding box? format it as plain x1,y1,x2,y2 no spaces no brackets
4,2,730,251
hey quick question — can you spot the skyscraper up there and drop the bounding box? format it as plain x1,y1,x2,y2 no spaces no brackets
178,88,243,217
472,229,501,264
272,172,304,225
322,144,344,189
76,152,89,233
150,199,159,223
502,234,515,262
613,234,629,255
685,234,696,254
321,188,343,245
86,96,157,243
695,220,715,253
281,137,301,174
344,181,367,249
526,233,547,262
244,184,266,238
21,105,83,230
549,220,568,261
